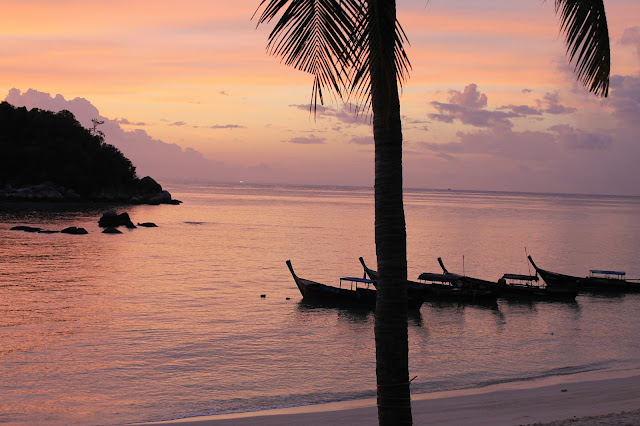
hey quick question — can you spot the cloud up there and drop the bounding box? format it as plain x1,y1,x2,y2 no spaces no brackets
401,115,429,131
499,104,542,116
209,124,245,129
350,136,373,145
402,116,428,125
170,121,187,126
415,92,640,195
429,84,578,132
620,26,640,57
4,88,237,183
539,92,576,115
429,84,517,129
287,135,326,144
421,122,614,162
117,118,146,126
438,129,514,157
290,103,370,126
436,152,457,161
430,100,517,129
447,83,487,109
5,88,100,119
608,74,640,127
497,92,577,117
549,124,612,150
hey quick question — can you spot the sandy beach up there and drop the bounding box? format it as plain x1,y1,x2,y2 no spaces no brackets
144,367,640,425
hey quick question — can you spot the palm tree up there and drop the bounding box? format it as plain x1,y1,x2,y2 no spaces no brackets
254,1,610,424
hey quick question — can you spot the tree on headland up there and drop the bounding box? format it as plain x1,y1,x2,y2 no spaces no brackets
254,1,610,424
91,118,106,139
0,101,137,197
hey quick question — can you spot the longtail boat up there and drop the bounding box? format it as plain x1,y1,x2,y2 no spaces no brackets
416,271,499,304
497,273,578,301
358,257,428,304
429,257,500,304
583,269,640,292
527,255,640,293
437,257,501,290
286,260,424,310
360,256,498,304
527,256,583,290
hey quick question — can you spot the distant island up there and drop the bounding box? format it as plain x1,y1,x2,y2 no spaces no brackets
0,101,179,204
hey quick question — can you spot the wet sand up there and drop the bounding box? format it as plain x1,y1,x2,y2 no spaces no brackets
144,368,640,425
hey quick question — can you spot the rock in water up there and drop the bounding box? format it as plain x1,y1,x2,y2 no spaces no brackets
102,227,123,234
61,226,88,235
98,211,136,228
10,225,41,232
137,222,158,227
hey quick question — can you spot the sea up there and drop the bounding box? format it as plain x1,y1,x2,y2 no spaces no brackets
2,183,640,425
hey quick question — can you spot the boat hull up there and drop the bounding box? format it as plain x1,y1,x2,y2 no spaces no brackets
287,260,424,310
422,283,499,304
528,256,639,294
498,283,578,301
361,256,498,305
581,277,640,293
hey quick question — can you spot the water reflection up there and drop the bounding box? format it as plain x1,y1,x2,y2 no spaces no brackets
408,310,423,327
295,300,372,323
3,186,640,424
295,300,424,326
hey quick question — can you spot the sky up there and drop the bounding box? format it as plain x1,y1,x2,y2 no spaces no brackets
1,0,640,195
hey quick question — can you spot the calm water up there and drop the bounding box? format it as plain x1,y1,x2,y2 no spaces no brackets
2,184,640,424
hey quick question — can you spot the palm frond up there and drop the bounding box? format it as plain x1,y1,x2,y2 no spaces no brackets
555,0,610,97
254,0,361,112
254,0,411,114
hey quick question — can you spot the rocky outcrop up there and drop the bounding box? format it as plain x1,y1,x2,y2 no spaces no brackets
0,176,182,205
10,225,42,232
137,222,158,227
60,226,88,235
1,182,80,201
139,176,163,194
102,227,123,234
9,211,157,236
10,225,85,234
98,211,136,228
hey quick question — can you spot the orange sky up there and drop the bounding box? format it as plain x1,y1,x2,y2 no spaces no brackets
2,0,640,194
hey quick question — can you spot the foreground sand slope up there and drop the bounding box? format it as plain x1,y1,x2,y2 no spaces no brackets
145,369,640,425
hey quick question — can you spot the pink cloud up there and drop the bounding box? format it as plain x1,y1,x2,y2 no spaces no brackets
412,74,640,195
350,136,373,145
540,92,577,115
287,135,326,145
549,125,613,150
620,26,640,57
4,88,238,183
429,84,578,130
430,97,518,129
290,103,370,127
447,83,487,109
608,74,640,127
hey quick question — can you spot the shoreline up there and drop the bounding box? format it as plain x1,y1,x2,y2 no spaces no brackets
143,367,640,425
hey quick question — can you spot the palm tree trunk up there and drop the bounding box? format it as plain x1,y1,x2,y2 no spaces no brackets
369,0,411,424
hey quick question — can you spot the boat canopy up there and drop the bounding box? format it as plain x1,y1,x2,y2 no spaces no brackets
418,272,456,283
590,269,626,277
502,274,539,281
340,277,376,284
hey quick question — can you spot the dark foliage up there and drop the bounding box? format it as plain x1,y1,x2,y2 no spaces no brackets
0,101,138,197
